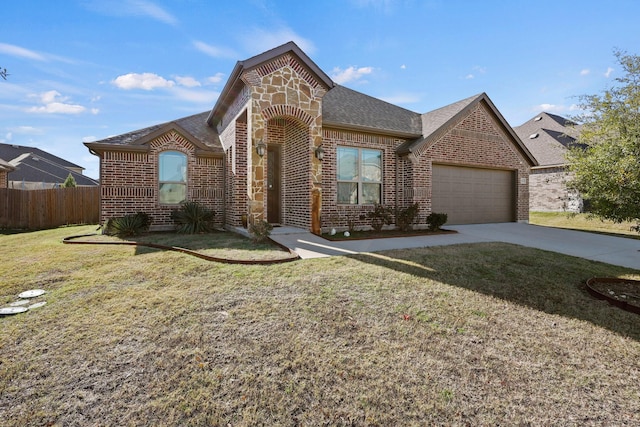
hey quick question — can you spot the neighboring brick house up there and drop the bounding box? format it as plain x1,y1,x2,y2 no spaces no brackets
86,42,537,232
514,113,584,212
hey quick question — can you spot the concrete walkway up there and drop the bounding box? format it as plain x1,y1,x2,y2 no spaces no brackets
269,223,640,270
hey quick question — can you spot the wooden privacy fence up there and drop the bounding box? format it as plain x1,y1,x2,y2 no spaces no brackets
0,187,100,230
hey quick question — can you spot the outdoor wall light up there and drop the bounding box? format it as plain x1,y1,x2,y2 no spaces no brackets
315,145,325,161
256,139,266,157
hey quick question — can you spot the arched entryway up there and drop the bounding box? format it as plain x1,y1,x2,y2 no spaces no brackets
264,116,311,229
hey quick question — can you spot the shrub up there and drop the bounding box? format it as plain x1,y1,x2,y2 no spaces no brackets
171,201,215,234
105,212,151,237
249,219,273,243
367,204,393,231
427,212,448,231
395,203,420,231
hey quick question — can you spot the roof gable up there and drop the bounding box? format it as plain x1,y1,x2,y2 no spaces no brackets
397,93,537,165
85,111,222,155
207,41,334,127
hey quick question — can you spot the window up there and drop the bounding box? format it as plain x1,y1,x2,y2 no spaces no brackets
337,147,382,204
158,151,187,204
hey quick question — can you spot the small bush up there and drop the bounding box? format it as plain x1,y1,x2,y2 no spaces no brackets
367,204,393,231
171,201,215,234
250,219,273,243
427,212,448,231
395,203,420,231
105,212,151,237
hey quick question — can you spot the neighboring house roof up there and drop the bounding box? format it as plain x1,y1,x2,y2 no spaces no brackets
397,93,537,165
0,142,83,171
7,152,99,186
323,85,422,137
514,112,583,166
0,157,15,172
86,111,222,155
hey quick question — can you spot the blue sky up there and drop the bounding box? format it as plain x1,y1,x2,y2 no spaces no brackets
1,0,639,179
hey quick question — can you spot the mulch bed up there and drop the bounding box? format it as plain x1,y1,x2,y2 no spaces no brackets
321,228,457,241
586,277,640,315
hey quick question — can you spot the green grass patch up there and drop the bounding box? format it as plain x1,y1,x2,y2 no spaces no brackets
1,225,639,425
530,211,640,239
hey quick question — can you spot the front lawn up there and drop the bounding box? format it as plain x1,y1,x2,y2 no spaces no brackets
530,211,640,238
1,225,639,425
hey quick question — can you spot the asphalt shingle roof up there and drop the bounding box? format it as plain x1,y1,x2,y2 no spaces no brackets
0,143,83,170
6,153,99,186
322,85,422,136
514,112,583,166
90,111,222,152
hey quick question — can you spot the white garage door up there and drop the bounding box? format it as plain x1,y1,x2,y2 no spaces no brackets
432,164,515,225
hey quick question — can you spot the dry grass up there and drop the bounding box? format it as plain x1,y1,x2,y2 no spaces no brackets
1,225,639,426
530,211,640,238
68,229,297,261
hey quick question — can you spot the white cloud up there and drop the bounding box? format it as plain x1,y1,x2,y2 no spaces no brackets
82,136,97,143
175,76,201,88
207,73,225,84
331,66,373,84
4,132,12,142
131,0,178,25
26,90,86,115
0,43,46,61
112,72,175,90
580,69,590,76
534,103,581,115
9,126,42,135
91,108,100,115
604,67,614,78
400,64,406,70
193,41,238,59
28,102,86,114
84,0,178,26
465,74,474,80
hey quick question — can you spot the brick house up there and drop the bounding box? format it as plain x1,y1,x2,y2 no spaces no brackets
85,42,536,232
514,113,584,212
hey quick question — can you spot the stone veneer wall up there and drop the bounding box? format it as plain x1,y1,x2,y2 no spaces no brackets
530,167,582,212
239,53,326,228
0,170,8,188
99,130,224,230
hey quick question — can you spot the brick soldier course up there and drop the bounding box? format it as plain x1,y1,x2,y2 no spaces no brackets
86,42,537,232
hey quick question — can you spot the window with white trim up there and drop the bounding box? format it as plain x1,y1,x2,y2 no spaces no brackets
158,151,187,204
337,147,382,204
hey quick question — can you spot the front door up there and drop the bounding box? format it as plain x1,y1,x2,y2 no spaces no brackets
267,145,281,224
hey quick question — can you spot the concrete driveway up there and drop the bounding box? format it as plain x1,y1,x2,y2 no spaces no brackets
269,223,640,270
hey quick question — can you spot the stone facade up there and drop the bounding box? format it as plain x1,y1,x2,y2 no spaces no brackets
0,170,8,188
218,53,327,230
